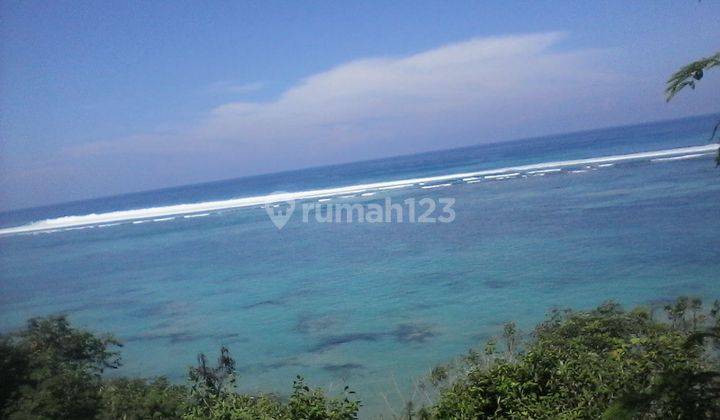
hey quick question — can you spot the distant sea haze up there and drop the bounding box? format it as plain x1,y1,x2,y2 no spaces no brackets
0,142,716,236
0,114,719,416
0,113,718,231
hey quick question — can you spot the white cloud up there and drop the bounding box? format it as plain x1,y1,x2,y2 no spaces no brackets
5,31,719,209
87,32,621,164
42,32,644,204
192,32,617,151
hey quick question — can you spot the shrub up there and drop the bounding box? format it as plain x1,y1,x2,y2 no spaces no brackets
431,299,720,419
1,315,121,419
98,377,187,419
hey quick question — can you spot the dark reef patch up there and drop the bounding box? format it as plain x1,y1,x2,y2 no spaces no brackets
309,322,438,353
310,332,384,353
322,363,364,377
322,363,363,372
124,331,244,345
67,298,137,315
647,296,676,307
242,299,284,310
124,332,197,344
126,300,193,319
127,303,169,318
217,332,245,344
392,323,436,343
294,313,338,335
484,279,511,289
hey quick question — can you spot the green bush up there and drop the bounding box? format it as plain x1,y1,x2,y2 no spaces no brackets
182,346,360,420
98,377,187,419
1,297,717,419
181,377,359,420
182,392,289,420
288,376,360,420
1,315,121,419
431,300,720,419
0,316,360,419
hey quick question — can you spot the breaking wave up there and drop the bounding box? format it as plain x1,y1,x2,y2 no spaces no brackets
1,144,716,236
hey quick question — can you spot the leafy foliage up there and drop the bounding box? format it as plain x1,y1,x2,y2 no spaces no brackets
665,51,720,165
98,377,187,419
665,52,720,101
182,347,360,420
2,299,718,419
182,391,289,420
288,376,360,420
0,315,121,419
0,316,360,419
430,299,720,419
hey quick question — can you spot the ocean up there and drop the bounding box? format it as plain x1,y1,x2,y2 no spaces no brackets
1,114,719,417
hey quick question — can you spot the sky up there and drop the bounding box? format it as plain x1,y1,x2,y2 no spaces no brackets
1,1,719,210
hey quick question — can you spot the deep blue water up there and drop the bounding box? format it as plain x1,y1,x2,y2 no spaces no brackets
1,114,719,417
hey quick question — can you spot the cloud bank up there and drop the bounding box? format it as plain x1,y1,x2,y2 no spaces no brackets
193,32,615,157
3,32,683,207
75,32,620,165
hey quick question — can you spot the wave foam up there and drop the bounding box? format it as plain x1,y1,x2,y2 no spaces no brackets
485,172,520,180
183,213,210,219
651,153,711,162
527,168,561,174
1,143,717,236
421,183,452,189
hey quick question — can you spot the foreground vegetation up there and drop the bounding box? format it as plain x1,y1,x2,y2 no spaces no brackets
427,298,720,419
1,297,719,419
0,316,359,420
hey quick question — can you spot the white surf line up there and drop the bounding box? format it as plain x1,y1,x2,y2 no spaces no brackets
421,183,452,189
527,168,562,174
485,172,520,180
98,222,121,228
183,213,210,218
651,153,710,162
1,143,717,236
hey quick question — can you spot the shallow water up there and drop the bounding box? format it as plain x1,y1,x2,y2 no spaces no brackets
1,114,719,417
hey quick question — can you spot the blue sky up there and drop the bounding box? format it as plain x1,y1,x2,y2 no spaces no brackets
1,1,719,210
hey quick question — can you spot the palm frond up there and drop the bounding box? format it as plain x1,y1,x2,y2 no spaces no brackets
665,52,720,101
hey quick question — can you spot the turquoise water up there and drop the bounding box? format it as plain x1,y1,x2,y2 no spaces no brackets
1,115,719,416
